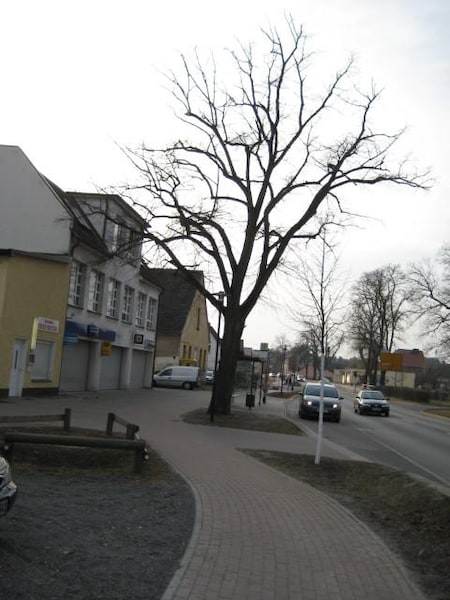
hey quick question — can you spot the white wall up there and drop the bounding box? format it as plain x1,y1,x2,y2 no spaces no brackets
0,145,71,254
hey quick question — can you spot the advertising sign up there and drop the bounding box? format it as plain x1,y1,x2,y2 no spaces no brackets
37,317,59,333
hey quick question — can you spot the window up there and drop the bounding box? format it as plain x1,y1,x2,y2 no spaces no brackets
146,297,157,330
107,278,120,318
135,293,146,327
110,222,120,252
87,270,104,313
129,229,142,259
122,286,134,323
109,219,141,259
31,340,54,381
196,307,201,330
68,261,85,307
119,224,131,251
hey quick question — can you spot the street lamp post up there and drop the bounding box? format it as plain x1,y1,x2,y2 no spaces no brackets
210,291,225,423
280,345,287,394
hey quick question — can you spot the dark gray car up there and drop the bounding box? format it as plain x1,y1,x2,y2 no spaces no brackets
299,382,342,422
354,389,390,416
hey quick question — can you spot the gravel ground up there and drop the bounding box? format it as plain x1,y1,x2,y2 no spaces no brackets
0,442,195,600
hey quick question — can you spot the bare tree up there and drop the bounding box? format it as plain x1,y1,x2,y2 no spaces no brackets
348,265,409,384
124,17,427,414
407,244,450,359
287,230,347,378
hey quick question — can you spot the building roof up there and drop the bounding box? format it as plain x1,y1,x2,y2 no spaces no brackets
147,269,205,336
139,262,163,291
67,191,148,227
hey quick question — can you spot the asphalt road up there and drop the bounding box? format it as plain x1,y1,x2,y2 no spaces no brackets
286,386,450,490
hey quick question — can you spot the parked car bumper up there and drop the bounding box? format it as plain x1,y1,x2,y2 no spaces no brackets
0,458,18,516
299,404,341,421
357,404,389,416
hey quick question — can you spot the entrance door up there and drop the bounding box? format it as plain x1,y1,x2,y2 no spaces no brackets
9,339,26,397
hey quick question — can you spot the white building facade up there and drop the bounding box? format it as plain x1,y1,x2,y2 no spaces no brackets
59,192,161,392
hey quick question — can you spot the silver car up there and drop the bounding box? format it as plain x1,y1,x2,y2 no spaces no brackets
0,456,18,516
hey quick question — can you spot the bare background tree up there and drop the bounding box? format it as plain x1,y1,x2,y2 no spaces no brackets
348,265,409,384
124,17,427,413
286,229,347,379
407,244,450,360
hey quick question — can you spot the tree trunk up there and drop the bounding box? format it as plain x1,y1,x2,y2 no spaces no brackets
210,308,245,415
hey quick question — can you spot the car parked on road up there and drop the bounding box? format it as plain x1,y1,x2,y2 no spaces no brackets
299,382,342,422
0,456,17,516
153,366,200,390
204,370,214,384
354,389,390,416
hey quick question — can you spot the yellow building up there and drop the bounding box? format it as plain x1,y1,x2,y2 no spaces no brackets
0,251,70,397
0,145,73,398
148,269,210,372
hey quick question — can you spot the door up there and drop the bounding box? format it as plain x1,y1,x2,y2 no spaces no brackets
99,346,122,389
60,341,90,392
130,350,147,388
9,339,26,397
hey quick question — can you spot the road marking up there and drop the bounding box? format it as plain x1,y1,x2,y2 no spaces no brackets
373,437,449,488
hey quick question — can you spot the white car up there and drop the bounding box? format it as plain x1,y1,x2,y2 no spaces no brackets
153,366,200,390
204,370,214,384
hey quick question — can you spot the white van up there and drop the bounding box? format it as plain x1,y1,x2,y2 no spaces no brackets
153,366,200,390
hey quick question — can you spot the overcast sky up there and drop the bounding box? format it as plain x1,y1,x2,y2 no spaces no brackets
1,1,449,354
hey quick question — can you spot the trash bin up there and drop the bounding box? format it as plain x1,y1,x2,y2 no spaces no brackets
245,393,255,408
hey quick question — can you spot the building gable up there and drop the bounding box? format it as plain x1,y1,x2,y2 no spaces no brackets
148,269,205,336
0,145,71,254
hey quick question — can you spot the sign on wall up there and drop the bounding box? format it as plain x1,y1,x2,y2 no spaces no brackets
37,317,59,333
101,341,112,356
380,352,403,372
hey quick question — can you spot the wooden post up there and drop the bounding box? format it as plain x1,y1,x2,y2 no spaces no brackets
63,408,71,431
126,423,139,439
134,446,144,473
106,413,115,436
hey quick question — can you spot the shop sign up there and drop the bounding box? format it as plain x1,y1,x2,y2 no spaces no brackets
101,341,112,356
37,317,59,334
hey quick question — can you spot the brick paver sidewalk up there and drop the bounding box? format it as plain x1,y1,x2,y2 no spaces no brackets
0,389,425,600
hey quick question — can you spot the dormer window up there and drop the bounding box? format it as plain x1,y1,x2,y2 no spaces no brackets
109,219,141,260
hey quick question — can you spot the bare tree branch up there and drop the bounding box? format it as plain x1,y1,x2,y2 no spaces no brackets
118,15,429,412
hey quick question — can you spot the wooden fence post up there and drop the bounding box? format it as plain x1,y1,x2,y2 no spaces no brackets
106,413,115,436
126,423,139,439
63,408,71,431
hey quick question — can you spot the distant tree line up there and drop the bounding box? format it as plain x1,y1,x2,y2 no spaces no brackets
283,243,450,386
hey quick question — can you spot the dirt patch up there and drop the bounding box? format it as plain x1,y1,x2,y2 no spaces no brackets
182,407,303,435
